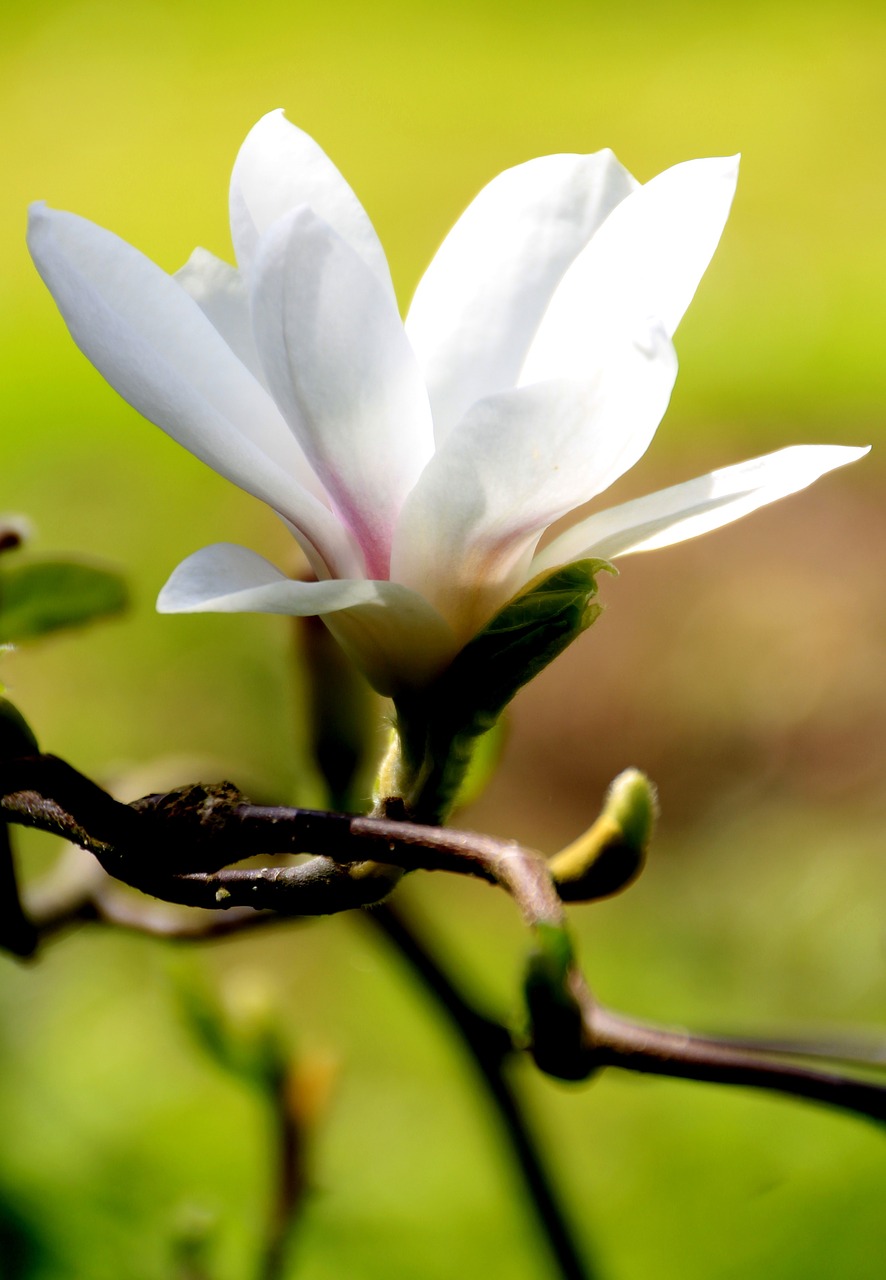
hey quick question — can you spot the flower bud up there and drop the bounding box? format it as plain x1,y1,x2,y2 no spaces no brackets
548,768,657,902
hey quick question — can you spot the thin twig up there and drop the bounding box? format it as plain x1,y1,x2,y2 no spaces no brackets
261,1066,306,1280
367,900,595,1280
689,1030,886,1069
586,1008,886,1126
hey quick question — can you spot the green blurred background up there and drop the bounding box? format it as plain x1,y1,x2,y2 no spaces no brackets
3,0,886,1275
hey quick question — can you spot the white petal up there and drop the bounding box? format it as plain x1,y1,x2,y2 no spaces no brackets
175,247,265,382
28,204,358,580
533,444,871,571
405,151,638,442
520,155,739,384
174,248,331,509
229,109,395,300
158,543,456,695
250,206,435,579
392,322,677,638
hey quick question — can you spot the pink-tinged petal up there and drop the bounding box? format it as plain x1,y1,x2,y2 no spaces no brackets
230,109,395,300
520,155,739,384
533,444,871,571
406,151,638,442
250,206,435,579
392,322,677,639
28,204,359,580
158,543,456,695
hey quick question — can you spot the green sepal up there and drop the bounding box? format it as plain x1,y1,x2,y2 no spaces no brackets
388,559,614,823
0,560,128,643
443,558,614,734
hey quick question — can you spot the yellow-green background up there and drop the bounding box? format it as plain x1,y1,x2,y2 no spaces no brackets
3,1,886,1276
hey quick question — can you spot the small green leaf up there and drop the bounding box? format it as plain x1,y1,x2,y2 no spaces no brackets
0,560,128,643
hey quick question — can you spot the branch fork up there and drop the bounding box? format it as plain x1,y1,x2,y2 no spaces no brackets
1,751,884,1128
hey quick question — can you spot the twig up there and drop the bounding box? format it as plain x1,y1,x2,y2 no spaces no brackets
261,1066,306,1280
367,901,595,1280
0,756,567,930
585,1008,886,1126
4,753,886,1127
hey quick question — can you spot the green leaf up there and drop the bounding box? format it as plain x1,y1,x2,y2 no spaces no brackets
390,559,614,822
0,560,128,643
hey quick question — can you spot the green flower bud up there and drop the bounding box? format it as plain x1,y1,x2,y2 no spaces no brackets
549,768,657,902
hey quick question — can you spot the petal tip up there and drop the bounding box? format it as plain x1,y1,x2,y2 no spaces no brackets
156,579,184,614
26,201,52,240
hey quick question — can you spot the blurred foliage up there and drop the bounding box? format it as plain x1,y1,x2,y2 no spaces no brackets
2,0,886,1277
0,559,127,643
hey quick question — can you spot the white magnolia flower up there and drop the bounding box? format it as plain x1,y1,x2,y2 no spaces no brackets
28,111,867,697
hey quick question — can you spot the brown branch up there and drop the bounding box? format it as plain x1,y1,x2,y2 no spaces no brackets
261,1064,308,1280
0,755,565,927
584,1007,886,1126
21,847,285,944
4,752,886,1128
77,893,280,941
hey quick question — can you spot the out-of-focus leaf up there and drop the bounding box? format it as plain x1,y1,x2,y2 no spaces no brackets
0,560,128,642
169,1204,217,1280
0,1190,50,1280
174,965,287,1092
